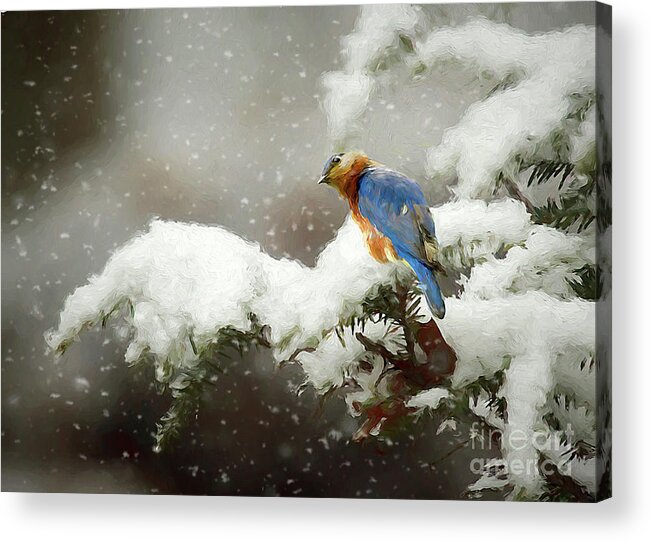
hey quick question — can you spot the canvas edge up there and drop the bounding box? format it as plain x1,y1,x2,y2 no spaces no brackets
594,0,612,503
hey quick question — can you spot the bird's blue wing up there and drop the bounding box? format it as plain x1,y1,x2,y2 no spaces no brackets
357,167,436,262
357,167,446,318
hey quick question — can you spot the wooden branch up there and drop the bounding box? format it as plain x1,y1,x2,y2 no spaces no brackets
278,346,316,368
355,332,400,363
502,176,536,216
394,282,416,360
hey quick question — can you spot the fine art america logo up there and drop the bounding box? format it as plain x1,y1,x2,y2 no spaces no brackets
468,422,576,478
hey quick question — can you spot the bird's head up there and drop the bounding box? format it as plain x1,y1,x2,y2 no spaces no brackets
318,151,373,197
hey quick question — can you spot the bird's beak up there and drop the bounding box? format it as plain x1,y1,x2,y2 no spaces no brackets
318,175,329,185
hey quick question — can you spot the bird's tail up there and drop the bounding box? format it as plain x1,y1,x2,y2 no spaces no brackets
404,256,446,319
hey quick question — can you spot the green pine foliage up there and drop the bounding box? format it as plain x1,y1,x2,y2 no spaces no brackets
153,317,269,451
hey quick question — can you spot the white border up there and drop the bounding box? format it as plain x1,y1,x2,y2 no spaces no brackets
2,0,650,540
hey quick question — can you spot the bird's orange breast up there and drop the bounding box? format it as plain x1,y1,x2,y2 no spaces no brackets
350,205,398,264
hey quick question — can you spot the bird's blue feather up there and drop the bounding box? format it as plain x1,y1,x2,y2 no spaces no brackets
357,167,445,318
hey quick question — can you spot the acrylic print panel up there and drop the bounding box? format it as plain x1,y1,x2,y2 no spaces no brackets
1,2,611,501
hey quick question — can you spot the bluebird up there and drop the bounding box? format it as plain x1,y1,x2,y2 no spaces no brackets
319,151,446,318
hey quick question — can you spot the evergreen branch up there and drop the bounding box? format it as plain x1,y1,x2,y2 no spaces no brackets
154,379,204,453
539,459,595,502
527,160,574,188
153,315,270,452
500,175,536,215
567,264,601,300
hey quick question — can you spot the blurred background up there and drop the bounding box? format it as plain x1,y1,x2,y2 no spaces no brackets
2,3,594,496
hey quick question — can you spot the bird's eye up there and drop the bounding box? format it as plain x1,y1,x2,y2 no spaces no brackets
331,156,341,164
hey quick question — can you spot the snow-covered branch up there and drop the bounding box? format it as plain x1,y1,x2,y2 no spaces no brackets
419,19,595,198
46,197,596,496
46,217,396,384
323,11,596,199
322,4,425,146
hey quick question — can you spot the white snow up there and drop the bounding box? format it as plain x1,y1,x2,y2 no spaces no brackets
322,10,595,199
46,217,397,386
406,388,450,410
418,19,595,198
322,4,424,145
